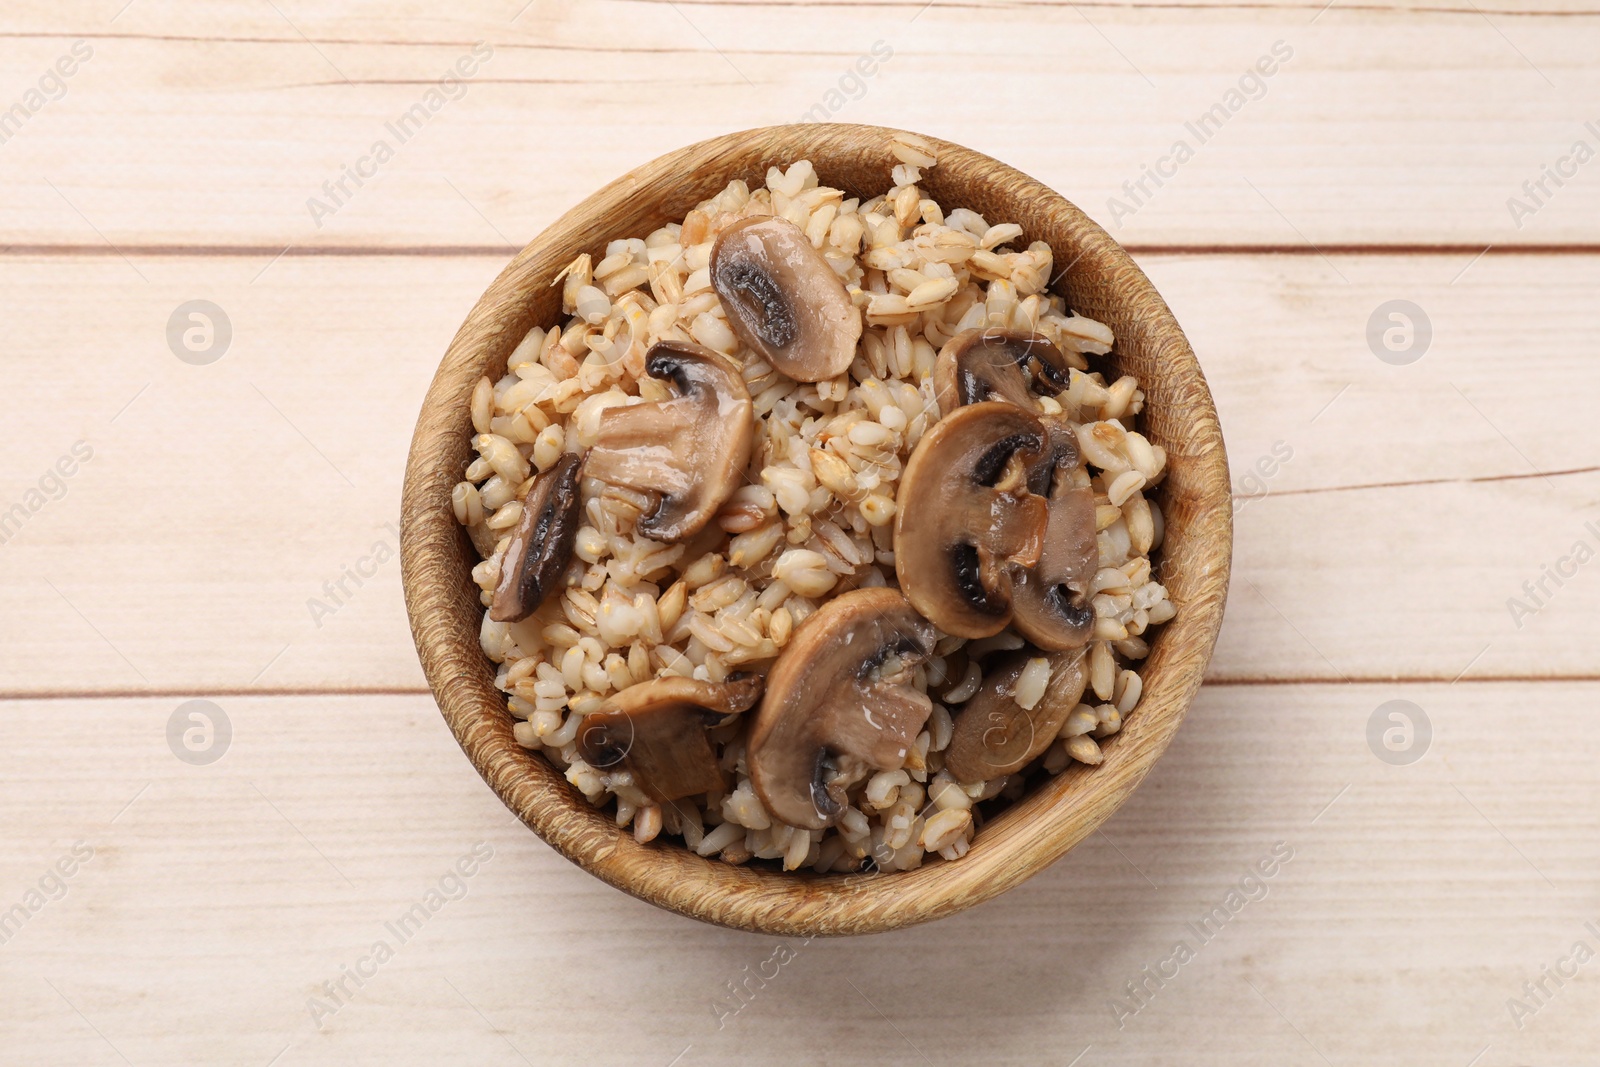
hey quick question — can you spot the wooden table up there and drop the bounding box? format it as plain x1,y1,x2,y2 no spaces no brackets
3,2,1596,1064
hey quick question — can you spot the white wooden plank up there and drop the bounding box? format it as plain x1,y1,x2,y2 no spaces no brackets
2,251,1596,692
0,254,495,694
0,683,1593,1064
1140,251,1600,682
1,1,1597,249
2,4,1590,1062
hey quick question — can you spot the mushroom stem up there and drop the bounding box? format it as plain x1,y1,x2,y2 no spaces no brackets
933,329,1073,416
576,674,764,804
894,402,1052,639
583,341,754,543
1013,422,1099,651
747,589,936,831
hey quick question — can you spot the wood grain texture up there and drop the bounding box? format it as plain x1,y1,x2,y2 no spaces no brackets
400,124,1233,934
4,253,1594,694
3,0,1596,1057
2,1,1598,249
2,683,1593,1066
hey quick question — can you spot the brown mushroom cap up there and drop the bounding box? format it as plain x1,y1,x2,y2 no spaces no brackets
932,329,1073,417
489,453,583,622
944,646,1089,782
1011,423,1098,650
583,340,754,543
575,674,763,804
747,588,937,831
893,402,1050,639
710,216,862,383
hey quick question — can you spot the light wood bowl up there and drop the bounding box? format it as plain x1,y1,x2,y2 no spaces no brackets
401,124,1231,936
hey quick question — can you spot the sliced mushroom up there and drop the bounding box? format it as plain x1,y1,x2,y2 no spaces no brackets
576,674,764,804
944,646,1089,782
489,453,583,622
583,340,754,543
893,402,1050,639
467,521,502,563
1011,423,1098,650
710,215,862,382
932,329,1073,416
747,588,936,830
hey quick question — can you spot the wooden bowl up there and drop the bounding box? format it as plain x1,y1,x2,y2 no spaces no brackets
401,124,1231,936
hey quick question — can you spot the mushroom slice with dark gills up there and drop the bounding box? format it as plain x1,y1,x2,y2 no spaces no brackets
747,589,937,831
893,402,1050,639
489,453,583,623
1011,422,1099,651
943,645,1089,783
932,329,1074,416
582,340,754,543
710,215,862,383
576,674,764,804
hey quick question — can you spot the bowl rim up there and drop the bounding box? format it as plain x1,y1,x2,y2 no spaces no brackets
400,123,1232,936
